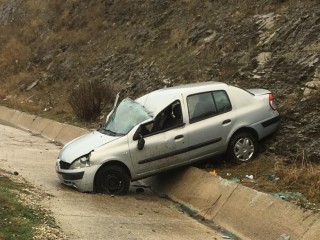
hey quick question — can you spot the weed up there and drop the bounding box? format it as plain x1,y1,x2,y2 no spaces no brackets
68,80,114,121
0,174,41,239
0,171,66,239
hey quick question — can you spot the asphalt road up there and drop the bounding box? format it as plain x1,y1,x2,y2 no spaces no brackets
0,123,225,240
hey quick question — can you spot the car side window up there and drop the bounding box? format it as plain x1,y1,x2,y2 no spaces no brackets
212,91,232,113
187,91,232,123
140,101,183,137
187,92,217,123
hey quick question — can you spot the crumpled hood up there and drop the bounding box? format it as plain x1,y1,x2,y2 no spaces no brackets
59,131,120,163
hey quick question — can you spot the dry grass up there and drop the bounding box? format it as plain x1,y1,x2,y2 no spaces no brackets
1,72,32,92
274,153,320,204
0,38,30,66
46,29,90,47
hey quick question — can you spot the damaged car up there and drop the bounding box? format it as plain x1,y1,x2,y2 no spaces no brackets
56,81,280,195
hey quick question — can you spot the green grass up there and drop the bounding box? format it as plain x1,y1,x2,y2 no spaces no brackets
0,175,44,240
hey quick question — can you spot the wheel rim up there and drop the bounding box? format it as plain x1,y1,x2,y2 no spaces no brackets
233,137,255,162
102,173,123,193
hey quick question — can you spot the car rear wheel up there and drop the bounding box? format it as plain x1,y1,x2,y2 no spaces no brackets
228,132,258,164
95,165,130,195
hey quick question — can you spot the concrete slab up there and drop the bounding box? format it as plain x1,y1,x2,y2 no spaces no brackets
150,167,320,240
301,218,320,240
9,110,23,126
56,124,89,144
11,111,37,131
0,105,15,122
29,116,52,135
19,112,37,130
153,168,238,218
212,183,319,240
41,120,64,140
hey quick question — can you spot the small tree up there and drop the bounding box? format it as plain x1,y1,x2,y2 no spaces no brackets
69,80,114,121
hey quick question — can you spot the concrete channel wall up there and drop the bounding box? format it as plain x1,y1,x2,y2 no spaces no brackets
0,105,319,240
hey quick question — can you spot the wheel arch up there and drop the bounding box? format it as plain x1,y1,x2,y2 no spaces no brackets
94,160,132,189
228,126,259,147
226,126,259,164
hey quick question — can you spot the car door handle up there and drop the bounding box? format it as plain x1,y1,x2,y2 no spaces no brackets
174,135,184,140
222,119,231,125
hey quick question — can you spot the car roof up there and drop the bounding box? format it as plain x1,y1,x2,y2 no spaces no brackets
135,81,228,116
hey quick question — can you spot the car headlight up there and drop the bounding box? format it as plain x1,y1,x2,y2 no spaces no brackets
70,154,91,169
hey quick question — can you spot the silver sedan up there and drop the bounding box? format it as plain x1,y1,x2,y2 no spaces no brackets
56,82,280,195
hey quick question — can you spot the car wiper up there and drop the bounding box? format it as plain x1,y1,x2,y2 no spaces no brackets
97,126,116,136
104,128,118,136
97,125,107,133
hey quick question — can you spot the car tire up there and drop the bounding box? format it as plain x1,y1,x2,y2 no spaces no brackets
95,165,130,195
228,132,258,164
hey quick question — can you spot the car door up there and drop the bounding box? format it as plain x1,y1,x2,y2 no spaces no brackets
127,102,189,175
185,90,235,160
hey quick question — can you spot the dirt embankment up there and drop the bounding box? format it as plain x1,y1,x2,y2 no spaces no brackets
0,0,319,161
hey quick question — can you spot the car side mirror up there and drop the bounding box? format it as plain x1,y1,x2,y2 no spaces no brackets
133,125,142,141
137,134,145,150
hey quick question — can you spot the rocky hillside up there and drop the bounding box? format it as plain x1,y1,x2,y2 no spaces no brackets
0,0,319,161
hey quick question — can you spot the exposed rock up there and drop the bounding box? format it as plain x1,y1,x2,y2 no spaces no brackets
26,80,39,91
256,52,272,65
306,80,320,89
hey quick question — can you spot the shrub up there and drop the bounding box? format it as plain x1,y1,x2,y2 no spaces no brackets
69,80,114,121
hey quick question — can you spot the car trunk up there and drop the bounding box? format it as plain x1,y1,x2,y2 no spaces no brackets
246,88,271,96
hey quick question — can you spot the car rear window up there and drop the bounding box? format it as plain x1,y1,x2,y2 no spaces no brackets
187,90,231,123
212,91,232,113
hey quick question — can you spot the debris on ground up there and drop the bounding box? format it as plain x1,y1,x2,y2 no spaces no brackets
272,192,304,201
209,170,217,176
6,170,19,175
230,177,241,183
245,174,254,180
278,233,291,240
222,232,238,239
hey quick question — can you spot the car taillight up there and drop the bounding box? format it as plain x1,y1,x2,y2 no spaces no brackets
269,93,277,110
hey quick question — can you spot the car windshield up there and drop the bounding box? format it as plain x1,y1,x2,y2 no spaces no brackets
100,98,152,136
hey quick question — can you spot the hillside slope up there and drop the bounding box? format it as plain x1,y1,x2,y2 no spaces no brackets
0,0,319,162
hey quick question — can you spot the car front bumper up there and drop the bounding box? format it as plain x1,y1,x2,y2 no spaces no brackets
56,160,99,192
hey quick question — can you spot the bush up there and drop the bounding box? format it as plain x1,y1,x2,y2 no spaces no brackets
69,80,114,121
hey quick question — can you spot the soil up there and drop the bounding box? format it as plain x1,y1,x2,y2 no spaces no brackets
0,0,319,205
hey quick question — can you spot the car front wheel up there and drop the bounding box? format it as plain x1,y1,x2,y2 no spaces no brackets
228,132,258,164
95,165,130,195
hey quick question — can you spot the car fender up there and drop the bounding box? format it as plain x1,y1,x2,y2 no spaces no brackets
226,124,259,147
94,158,133,180
89,135,136,178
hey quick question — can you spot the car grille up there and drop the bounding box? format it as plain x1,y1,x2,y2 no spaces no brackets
59,161,71,170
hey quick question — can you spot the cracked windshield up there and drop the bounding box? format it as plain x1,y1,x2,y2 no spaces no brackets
102,98,151,135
